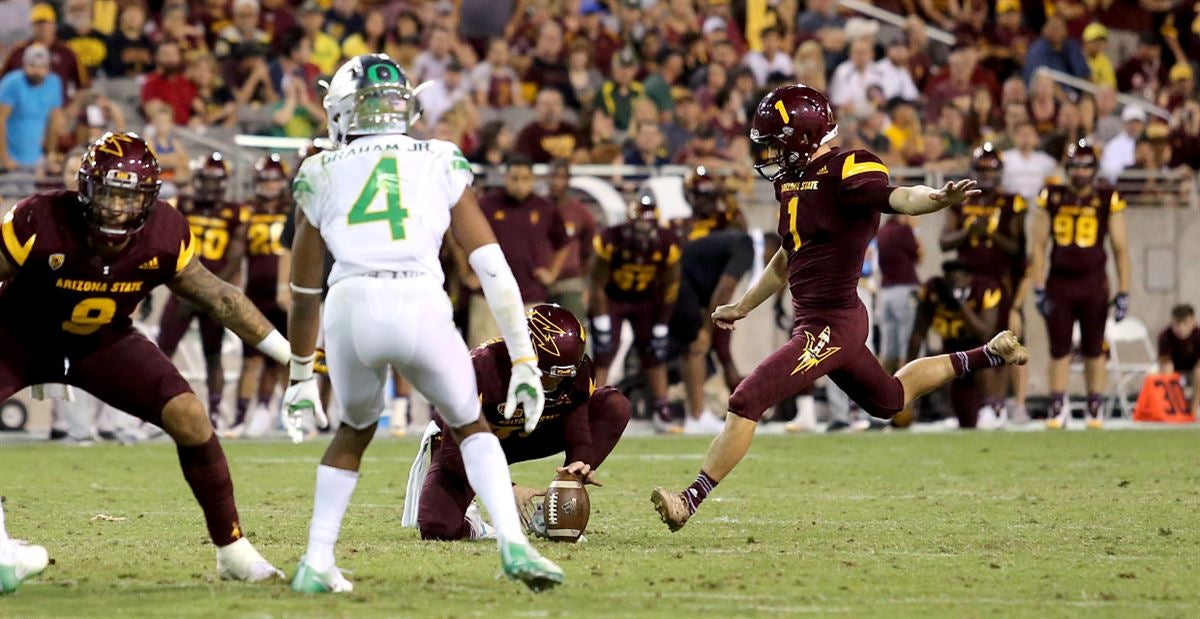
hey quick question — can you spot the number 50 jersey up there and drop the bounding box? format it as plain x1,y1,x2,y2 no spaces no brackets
1036,183,1125,280
292,134,472,287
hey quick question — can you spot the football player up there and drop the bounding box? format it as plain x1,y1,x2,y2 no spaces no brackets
284,54,562,593
1029,141,1131,429
907,260,1004,429
939,143,1026,428
403,304,631,541
157,152,247,428
590,193,682,433
231,154,292,436
0,132,287,582
651,85,1028,531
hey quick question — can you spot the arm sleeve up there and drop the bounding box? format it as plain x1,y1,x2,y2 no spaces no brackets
469,244,537,364
839,150,897,214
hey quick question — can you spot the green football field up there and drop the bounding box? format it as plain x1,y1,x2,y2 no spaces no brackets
2,429,1199,617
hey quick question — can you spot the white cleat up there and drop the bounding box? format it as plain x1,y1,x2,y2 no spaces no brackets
466,503,497,540
976,406,1009,431
290,558,354,593
243,406,274,439
216,538,284,582
0,540,50,595
684,410,726,435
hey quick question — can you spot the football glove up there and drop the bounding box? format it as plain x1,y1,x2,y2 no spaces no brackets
506,360,546,434
650,323,670,361
591,315,614,355
282,379,327,444
1113,292,1130,322
1034,288,1052,318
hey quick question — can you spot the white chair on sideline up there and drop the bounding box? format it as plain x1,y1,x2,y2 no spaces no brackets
1070,317,1158,419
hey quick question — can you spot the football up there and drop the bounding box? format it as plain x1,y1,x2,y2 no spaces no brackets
544,471,590,542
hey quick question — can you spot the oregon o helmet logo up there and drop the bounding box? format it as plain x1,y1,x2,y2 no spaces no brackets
366,62,400,84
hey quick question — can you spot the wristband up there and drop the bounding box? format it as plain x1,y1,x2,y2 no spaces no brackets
290,282,324,296
652,323,668,338
290,353,315,382
593,315,612,331
255,330,291,365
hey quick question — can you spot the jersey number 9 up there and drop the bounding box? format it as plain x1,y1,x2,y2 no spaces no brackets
62,297,117,335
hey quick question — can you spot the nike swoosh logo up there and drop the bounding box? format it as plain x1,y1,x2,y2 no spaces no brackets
484,269,498,277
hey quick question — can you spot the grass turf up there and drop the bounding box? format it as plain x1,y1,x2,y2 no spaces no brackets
1,429,1199,617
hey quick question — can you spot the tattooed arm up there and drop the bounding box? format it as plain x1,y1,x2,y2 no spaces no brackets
168,259,280,350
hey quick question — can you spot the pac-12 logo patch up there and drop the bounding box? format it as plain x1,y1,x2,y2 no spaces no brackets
48,253,65,270
791,326,841,375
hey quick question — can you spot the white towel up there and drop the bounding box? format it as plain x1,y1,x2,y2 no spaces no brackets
400,420,442,528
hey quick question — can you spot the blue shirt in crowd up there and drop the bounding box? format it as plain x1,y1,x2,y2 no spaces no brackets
0,70,63,167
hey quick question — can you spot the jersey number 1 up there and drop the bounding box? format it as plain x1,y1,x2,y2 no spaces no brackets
348,157,408,240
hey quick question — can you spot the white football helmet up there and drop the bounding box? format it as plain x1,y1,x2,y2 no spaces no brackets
323,53,421,147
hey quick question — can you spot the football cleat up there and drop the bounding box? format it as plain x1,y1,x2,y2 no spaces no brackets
290,558,354,593
216,538,284,582
683,411,725,435
1087,417,1104,430
0,540,49,595
500,540,563,592
650,487,691,532
985,331,1029,366
466,503,497,541
976,406,1009,431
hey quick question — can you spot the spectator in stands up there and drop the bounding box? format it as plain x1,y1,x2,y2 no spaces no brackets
585,107,622,164
214,0,270,61
414,25,456,84
858,109,892,155
1159,64,1194,113
663,92,702,159
152,4,208,65
340,8,386,59
298,1,339,76
578,1,620,78
1158,304,1200,414
198,0,233,46
595,50,644,132
462,156,570,346
419,59,470,126
1089,86,1122,145
876,214,922,374
620,120,670,167
1026,72,1060,135
526,21,571,103
1082,23,1116,89
872,37,920,102
937,106,970,158
0,44,62,171
796,0,845,37
189,55,237,129
792,39,827,91
324,0,364,43
829,35,878,113
884,98,923,162
981,0,1033,82
269,29,320,102
926,45,997,123
1169,101,1200,172
140,41,197,126
103,3,154,78
1099,106,1146,182
472,38,522,109
516,88,583,163
2,3,85,101
1001,122,1056,203
643,49,682,114
59,0,106,79
469,119,513,166
1022,16,1089,85
545,159,596,320
1043,102,1085,161
260,0,298,43
1116,33,1164,99
143,102,189,192
269,65,324,138
743,26,793,87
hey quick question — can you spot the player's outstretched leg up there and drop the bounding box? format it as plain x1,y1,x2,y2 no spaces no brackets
162,394,283,582
0,499,49,595
895,331,1028,407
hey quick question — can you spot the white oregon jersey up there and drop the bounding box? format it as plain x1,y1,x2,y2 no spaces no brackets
292,133,472,286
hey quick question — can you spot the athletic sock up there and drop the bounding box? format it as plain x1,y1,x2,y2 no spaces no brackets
653,396,671,422
1050,392,1066,419
257,394,272,408
208,393,223,428
305,465,359,572
682,470,718,515
1086,393,1103,419
459,432,527,545
176,434,242,546
949,346,1004,377
234,398,250,426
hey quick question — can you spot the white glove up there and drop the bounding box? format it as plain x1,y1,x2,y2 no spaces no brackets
506,361,545,434
282,379,327,444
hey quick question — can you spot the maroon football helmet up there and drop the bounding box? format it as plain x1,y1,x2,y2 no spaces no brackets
625,191,661,251
1065,139,1098,190
971,142,1003,191
77,132,162,245
254,153,290,200
749,84,838,181
684,165,723,217
193,152,229,204
527,304,586,379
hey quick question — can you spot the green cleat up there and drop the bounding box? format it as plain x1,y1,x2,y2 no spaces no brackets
290,559,353,593
0,541,49,595
500,540,564,592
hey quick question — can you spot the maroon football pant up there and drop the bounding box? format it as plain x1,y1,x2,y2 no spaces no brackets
1044,275,1109,358
728,304,905,421
0,327,193,426
594,298,663,370
157,295,226,358
417,386,631,541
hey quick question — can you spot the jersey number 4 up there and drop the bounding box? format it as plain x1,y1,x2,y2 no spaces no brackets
348,157,408,240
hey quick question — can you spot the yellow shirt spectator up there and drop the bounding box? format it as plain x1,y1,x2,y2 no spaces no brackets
311,31,341,76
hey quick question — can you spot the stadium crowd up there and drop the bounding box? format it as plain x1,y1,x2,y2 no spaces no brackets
0,0,1197,438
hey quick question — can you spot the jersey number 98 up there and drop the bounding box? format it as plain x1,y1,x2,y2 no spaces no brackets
1052,213,1098,248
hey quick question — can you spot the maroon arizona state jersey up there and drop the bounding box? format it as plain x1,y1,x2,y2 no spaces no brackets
472,338,595,443
0,190,195,339
593,224,681,303
918,275,1003,350
775,147,896,312
177,196,247,276
949,191,1026,282
244,200,290,301
1036,184,1125,280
